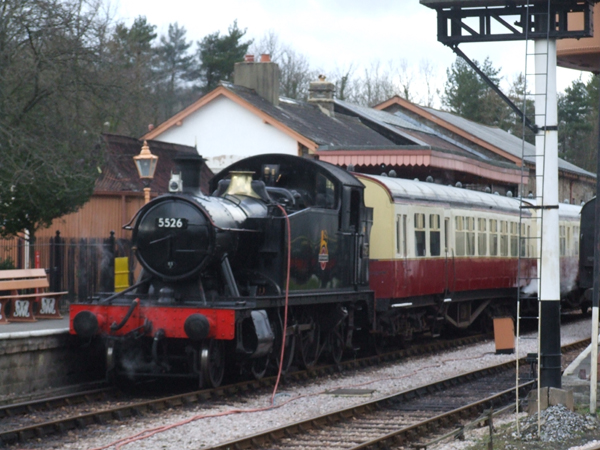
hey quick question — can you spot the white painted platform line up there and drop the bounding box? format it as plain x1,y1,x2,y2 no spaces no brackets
0,328,70,340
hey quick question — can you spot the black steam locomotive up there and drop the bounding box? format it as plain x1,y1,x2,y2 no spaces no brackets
70,154,373,387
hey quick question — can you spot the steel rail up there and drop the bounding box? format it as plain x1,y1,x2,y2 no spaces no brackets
0,386,116,420
0,335,589,446
207,361,532,450
0,334,488,445
206,337,591,450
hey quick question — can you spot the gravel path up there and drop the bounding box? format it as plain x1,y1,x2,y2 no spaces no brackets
21,319,594,450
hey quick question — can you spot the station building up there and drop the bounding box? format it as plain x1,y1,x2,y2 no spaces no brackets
143,56,596,205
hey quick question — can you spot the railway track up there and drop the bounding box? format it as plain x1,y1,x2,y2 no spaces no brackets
208,360,533,450
206,338,590,450
0,335,590,447
0,334,486,445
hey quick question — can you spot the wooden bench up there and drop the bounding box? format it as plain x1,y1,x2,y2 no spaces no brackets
0,269,68,323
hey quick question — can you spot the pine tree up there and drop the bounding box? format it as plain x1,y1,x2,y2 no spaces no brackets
442,57,508,127
558,75,597,171
104,16,159,135
193,21,252,93
155,23,194,118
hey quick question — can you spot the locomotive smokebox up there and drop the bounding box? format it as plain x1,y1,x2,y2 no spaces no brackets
174,152,205,194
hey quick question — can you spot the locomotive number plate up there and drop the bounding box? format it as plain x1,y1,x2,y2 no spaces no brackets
156,218,188,229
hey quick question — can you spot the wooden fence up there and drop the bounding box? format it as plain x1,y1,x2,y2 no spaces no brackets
0,231,134,303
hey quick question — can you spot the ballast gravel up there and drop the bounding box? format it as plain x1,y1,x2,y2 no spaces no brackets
23,320,596,450
517,404,598,442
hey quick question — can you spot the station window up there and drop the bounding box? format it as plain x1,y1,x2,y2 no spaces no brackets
500,221,508,257
430,214,441,256
510,222,518,257
455,216,465,256
415,213,426,257
489,219,498,256
466,217,475,256
559,225,566,256
477,218,487,256
574,226,580,256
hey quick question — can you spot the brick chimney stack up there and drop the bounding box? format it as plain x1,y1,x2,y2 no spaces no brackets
233,54,280,106
308,75,335,117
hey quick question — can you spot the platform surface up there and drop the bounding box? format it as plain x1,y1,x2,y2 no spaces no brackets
0,317,70,339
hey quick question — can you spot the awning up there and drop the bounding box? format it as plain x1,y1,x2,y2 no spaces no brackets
316,148,524,185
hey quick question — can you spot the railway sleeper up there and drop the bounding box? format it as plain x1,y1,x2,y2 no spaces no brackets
1,433,18,445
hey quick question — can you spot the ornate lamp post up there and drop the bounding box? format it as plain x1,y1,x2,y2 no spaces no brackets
133,141,158,204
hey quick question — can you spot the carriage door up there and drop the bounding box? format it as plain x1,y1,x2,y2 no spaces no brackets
341,187,370,286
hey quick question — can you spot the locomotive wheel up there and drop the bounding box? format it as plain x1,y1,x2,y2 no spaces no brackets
372,333,388,356
272,315,296,375
297,314,320,369
200,340,225,388
328,318,347,364
250,355,270,380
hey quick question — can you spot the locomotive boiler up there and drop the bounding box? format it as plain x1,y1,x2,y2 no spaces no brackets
70,154,373,387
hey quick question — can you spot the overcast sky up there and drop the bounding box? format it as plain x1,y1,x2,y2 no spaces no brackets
114,0,591,105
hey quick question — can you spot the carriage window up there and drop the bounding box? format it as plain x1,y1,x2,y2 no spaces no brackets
396,215,401,255
396,214,407,257
489,219,498,256
520,223,527,257
455,216,465,256
444,218,450,254
500,221,508,256
574,226,580,256
415,213,426,257
510,222,518,257
430,214,440,256
403,215,407,257
477,218,487,256
567,226,572,257
466,217,475,256
559,225,566,256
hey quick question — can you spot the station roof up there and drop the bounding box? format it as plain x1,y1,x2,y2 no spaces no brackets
418,106,597,180
97,134,213,195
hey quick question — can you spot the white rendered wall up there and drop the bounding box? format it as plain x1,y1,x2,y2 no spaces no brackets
154,96,299,172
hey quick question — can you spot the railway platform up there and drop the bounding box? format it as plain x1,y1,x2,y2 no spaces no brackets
0,317,70,339
0,315,103,399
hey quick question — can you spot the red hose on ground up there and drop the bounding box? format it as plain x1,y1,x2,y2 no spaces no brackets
271,204,292,406
89,352,492,450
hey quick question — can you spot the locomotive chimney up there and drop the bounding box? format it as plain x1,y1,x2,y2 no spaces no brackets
233,55,280,106
173,152,205,194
